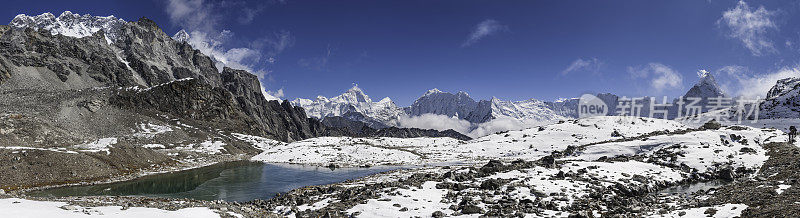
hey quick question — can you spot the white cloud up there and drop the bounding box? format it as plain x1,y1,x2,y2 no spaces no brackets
560,58,602,76
719,1,778,56
468,117,528,138
716,65,800,99
462,19,508,47
397,114,472,135
252,30,295,61
238,7,264,24
627,63,684,93
166,0,219,32
261,87,280,101
164,0,293,101
396,114,544,138
267,88,285,99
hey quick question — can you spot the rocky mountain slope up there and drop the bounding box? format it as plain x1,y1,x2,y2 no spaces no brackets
760,77,800,118
1,12,324,142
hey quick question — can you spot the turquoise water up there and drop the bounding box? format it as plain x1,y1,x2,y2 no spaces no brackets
29,161,400,202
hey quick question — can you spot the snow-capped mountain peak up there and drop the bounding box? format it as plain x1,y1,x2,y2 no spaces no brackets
424,88,444,96
172,29,190,43
10,11,127,44
336,84,372,103
291,85,404,125
684,70,726,99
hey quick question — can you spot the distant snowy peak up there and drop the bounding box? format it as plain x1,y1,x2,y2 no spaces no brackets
172,29,190,43
10,11,127,44
335,85,373,103
489,97,567,123
408,89,566,124
424,88,444,96
684,71,726,99
408,89,488,123
291,85,404,124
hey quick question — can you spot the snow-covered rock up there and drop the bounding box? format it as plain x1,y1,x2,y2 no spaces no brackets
760,77,800,118
172,29,190,43
406,89,490,123
0,198,223,218
10,11,127,44
489,97,567,124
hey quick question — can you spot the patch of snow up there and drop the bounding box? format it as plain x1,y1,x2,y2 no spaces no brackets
0,146,78,154
777,184,791,194
134,123,173,138
0,198,221,218
179,141,226,154
143,144,165,149
231,133,284,150
73,138,117,154
346,181,456,217
649,203,747,218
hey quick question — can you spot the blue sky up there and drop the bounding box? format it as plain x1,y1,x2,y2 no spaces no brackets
4,0,800,105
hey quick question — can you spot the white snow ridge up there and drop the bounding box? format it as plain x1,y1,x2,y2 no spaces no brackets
10,11,127,44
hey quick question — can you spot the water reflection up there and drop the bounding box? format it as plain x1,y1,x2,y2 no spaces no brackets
30,161,401,202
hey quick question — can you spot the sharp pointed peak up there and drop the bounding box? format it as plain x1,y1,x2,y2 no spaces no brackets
173,29,190,42
683,69,726,98
347,83,364,93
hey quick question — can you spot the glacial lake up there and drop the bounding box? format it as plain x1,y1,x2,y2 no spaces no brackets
29,161,402,202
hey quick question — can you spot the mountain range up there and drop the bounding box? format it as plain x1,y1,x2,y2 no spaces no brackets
290,69,760,135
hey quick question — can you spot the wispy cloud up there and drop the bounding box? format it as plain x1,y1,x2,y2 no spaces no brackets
628,63,683,93
397,114,472,135
718,1,778,56
238,6,265,25
251,30,295,64
298,44,333,71
164,0,292,100
714,65,800,99
560,58,602,76
166,0,219,32
461,19,508,47
397,114,546,138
